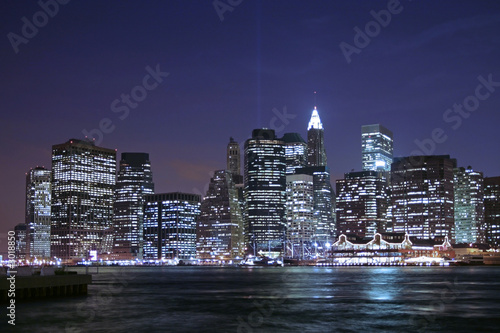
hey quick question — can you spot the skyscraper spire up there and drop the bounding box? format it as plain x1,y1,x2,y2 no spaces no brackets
307,106,324,130
307,106,326,166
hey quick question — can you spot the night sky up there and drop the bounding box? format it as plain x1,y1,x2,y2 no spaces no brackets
1,0,499,254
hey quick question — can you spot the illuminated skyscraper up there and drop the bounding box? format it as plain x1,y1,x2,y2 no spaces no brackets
362,124,393,172
25,167,51,259
51,139,116,261
285,173,314,259
303,106,335,247
307,107,327,167
227,137,241,177
296,166,336,245
244,129,286,255
282,133,307,175
197,170,244,262
454,167,484,244
391,155,455,241
484,176,500,247
112,153,154,260
143,192,200,260
336,171,389,239
14,223,27,260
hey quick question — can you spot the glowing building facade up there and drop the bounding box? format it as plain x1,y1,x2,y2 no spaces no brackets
197,170,244,262
113,153,154,260
336,171,389,239
296,166,336,246
285,174,315,259
484,177,500,247
362,124,393,172
391,155,456,241
51,139,116,261
282,133,307,175
25,167,51,259
244,129,286,254
143,192,200,260
14,223,27,260
453,167,484,244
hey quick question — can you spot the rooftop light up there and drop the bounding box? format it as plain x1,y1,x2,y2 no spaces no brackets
307,107,323,130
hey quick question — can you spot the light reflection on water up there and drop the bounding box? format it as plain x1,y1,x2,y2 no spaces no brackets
7,266,500,333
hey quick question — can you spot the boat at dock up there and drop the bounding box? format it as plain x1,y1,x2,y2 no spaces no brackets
239,255,283,267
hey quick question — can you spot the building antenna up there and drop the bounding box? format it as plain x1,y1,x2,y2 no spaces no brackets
314,91,317,108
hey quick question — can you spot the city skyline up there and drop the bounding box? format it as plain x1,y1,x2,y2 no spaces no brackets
1,1,500,254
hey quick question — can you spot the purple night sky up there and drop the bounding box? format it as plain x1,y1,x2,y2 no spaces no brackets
1,0,499,254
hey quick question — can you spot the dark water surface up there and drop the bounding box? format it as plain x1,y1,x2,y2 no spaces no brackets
5,266,500,332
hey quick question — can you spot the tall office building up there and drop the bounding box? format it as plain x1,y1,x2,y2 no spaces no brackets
484,177,500,247
285,173,315,259
244,129,286,255
227,137,241,176
307,107,327,167
336,171,389,239
362,124,393,172
143,192,201,260
454,167,484,244
25,167,51,259
304,106,335,246
391,155,455,241
14,223,27,260
197,170,244,262
296,166,336,244
113,153,154,260
282,133,307,175
51,139,116,261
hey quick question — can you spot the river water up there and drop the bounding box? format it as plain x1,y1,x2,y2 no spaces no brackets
4,266,500,332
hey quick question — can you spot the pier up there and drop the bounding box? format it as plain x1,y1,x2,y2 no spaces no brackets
1,267,92,302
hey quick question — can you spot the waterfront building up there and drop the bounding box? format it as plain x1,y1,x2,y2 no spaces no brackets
282,133,307,175
244,129,286,255
285,173,315,259
484,176,500,247
197,170,244,262
296,166,336,247
453,167,484,244
51,139,116,261
336,171,389,239
361,124,393,172
391,155,456,241
25,167,51,259
112,153,154,260
331,232,453,264
14,223,28,260
143,192,200,260
331,232,411,264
